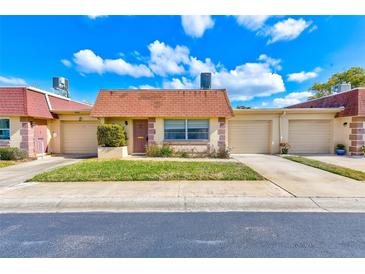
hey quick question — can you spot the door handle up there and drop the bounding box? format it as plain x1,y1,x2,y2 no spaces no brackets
137,136,144,139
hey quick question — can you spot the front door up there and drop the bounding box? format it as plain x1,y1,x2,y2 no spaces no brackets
133,119,148,153
33,120,48,155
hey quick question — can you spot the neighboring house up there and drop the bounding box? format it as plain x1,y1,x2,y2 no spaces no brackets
287,88,365,156
1,82,364,156
0,87,96,157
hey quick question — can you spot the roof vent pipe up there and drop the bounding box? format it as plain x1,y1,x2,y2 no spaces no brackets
200,72,212,89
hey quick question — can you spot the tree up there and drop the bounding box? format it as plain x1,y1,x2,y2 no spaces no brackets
309,67,365,100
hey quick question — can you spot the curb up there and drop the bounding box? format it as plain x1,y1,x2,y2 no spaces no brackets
2,197,365,213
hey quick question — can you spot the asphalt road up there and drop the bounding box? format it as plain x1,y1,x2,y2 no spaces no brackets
1,212,365,258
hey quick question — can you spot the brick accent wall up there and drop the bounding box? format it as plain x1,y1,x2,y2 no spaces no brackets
349,116,365,156
19,117,35,157
218,117,226,150
147,118,156,146
0,140,10,147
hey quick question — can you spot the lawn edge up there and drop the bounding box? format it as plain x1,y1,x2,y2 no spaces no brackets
283,155,365,181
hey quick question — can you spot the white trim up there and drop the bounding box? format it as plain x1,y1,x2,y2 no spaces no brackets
44,93,52,111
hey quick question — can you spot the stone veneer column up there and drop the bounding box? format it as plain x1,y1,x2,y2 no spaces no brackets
217,117,226,150
20,117,35,157
147,118,156,146
349,117,365,156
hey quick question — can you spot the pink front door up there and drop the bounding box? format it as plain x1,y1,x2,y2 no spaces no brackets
133,120,148,153
33,120,48,154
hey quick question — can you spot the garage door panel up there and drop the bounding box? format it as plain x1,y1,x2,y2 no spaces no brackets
62,122,98,154
289,120,331,154
228,120,271,154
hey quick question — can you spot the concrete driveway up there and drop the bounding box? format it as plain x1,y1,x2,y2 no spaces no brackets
233,154,365,198
306,155,365,172
0,155,84,188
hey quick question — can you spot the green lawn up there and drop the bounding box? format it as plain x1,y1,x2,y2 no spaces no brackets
284,155,365,181
29,159,263,182
0,161,15,168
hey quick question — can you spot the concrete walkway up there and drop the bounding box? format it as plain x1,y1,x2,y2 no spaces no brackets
0,156,83,187
306,155,365,172
233,154,365,198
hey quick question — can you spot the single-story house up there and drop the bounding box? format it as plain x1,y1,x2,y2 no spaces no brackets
1,83,364,157
0,86,96,157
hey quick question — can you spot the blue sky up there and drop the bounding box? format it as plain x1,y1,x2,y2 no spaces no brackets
1,15,365,107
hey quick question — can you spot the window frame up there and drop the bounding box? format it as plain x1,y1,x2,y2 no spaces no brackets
0,118,10,141
164,119,209,141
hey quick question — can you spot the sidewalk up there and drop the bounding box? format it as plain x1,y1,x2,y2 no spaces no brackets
1,181,365,213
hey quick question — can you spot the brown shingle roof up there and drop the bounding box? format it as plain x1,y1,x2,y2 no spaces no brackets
91,89,234,118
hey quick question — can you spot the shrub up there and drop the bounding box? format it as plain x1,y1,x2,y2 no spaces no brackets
279,142,290,154
146,144,174,157
209,147,231,159
0,147,27,160
362,145,365,155
97,124,127,147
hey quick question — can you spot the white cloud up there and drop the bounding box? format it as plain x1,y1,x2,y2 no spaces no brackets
258,54,282,70
87,15,107,20
181,16,214,38
273,91,312,107
74,49,104,74
262,18,311,44
61,59,72,68
234,15,270,31
287,67,321,83
189,57,216,76
73,49,153,78
0,75,27,85
163,77,197,89
213,62,285,101
162,55,285,101
148,40,190,76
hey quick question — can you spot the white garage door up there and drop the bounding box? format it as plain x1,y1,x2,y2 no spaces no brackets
61,121,98,154
228,120,271,153
288,120,332,154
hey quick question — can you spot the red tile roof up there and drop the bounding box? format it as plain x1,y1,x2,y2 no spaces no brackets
0,87,92,119
287,88,365,117
48,95,92,111
91,89,234,118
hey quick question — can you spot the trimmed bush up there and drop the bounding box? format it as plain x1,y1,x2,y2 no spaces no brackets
0,147,27,160
97,124,127,147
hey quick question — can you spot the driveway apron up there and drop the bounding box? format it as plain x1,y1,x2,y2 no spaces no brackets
233,154,365,198
0,156,82,187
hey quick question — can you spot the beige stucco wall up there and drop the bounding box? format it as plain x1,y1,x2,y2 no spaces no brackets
0,116,22,147
229,112,339,154
49,114,99,154
333,116,352,154
104,117,219,154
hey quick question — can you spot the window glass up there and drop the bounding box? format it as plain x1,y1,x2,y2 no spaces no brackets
164,119,185,140
187,119,209,140
0,119,10,140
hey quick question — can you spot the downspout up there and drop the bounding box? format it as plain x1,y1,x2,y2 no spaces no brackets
279,110,287,143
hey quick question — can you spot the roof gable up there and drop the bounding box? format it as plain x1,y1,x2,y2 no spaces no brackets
91,89,234,118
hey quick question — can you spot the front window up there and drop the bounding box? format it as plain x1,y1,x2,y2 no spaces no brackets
0,119,10,140
164,119,209,140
